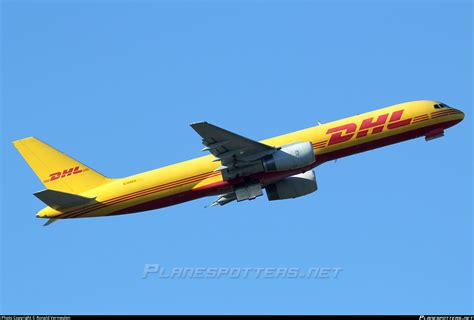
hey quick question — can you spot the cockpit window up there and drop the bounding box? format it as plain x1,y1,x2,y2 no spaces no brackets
434,103,451,109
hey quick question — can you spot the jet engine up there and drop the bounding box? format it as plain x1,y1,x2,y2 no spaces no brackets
265,170,317,201
262,142,315,172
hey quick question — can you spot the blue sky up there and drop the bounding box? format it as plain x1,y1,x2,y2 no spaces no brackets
1,0,472,315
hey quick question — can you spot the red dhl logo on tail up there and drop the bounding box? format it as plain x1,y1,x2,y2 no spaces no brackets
43,166,88,183
326,109,412,146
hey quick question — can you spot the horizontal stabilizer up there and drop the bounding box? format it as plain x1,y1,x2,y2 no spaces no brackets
43,218,58,226
34,189,96,211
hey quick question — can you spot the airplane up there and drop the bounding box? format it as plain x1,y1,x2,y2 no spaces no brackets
13,100,464,226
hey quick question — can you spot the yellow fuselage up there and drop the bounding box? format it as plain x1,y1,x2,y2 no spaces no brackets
37,100,464,219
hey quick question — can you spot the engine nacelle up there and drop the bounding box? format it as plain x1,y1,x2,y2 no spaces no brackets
262,142,315,172
265,170,317,201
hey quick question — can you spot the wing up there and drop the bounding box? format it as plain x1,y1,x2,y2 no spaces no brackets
190,122,275,180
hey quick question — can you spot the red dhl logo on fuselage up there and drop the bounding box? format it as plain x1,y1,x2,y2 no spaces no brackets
43,166,88,183
326,109,412,146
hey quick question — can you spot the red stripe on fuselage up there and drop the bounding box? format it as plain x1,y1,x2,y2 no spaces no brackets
431,110,462,117
431,112,461,119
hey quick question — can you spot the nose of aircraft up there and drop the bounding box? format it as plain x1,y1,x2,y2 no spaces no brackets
454,108,465,122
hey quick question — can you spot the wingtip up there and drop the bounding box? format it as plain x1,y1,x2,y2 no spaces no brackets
205,202,218,208
190,121,208,127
